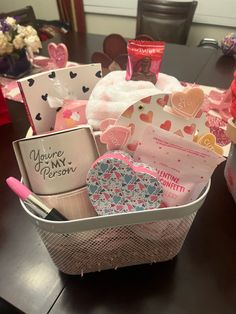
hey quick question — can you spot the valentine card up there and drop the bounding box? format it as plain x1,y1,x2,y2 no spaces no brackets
18,64,102,134
115,93,209,154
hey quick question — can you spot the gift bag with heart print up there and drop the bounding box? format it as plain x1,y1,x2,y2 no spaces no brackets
18,64,102,134
134,125,225,207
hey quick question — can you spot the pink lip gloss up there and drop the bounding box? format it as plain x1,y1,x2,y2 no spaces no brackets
6,177,67,221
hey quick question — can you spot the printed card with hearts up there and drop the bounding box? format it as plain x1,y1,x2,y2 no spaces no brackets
18,64,102,134
115,92,209,154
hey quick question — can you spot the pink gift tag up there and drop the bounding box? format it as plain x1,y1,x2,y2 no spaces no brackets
87,151,163,215
48,43,68,68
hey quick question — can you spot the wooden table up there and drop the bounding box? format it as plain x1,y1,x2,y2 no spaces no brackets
1,32,236,314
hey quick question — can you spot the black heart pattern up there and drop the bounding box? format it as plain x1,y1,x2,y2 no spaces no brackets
70,71,77,79
41,93,48,101
27,78,34,87
35,113,42,121
48,71,56,79
82,86,89,93
95,70,102,78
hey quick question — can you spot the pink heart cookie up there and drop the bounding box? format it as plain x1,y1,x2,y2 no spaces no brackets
171,87,204,118
87,151,163,215
48,43,68,68
100,125,131,150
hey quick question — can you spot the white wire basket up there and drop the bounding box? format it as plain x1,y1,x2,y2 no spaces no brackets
21,181,210,275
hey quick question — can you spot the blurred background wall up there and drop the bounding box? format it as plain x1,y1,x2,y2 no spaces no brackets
1,0,235,46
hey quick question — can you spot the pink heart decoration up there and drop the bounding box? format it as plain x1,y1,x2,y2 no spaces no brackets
160,120,171,131
139,111,153,123
156,95,169,107
48,43,68,68
87,151,163,215
183,123,196,135
171,87,204,118
141,96,152,104
100,125,131,150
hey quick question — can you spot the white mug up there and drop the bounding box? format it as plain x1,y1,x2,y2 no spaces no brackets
14,125,99,195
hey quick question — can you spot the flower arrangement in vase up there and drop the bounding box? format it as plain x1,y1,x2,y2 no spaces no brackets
0,16,42,78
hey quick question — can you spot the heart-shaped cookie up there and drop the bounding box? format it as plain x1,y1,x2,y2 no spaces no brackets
48,43,68,68
197,133,223,155
171,87,204,118
100,125,131,150
87,151,163,215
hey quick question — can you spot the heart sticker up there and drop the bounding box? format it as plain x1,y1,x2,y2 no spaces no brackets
87,151,163,215
48,43,68,68
171,87,204,118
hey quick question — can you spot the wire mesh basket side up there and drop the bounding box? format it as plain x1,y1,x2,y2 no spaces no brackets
36,212,196,275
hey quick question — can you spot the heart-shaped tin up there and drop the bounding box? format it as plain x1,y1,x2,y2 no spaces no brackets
86,151,163,215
